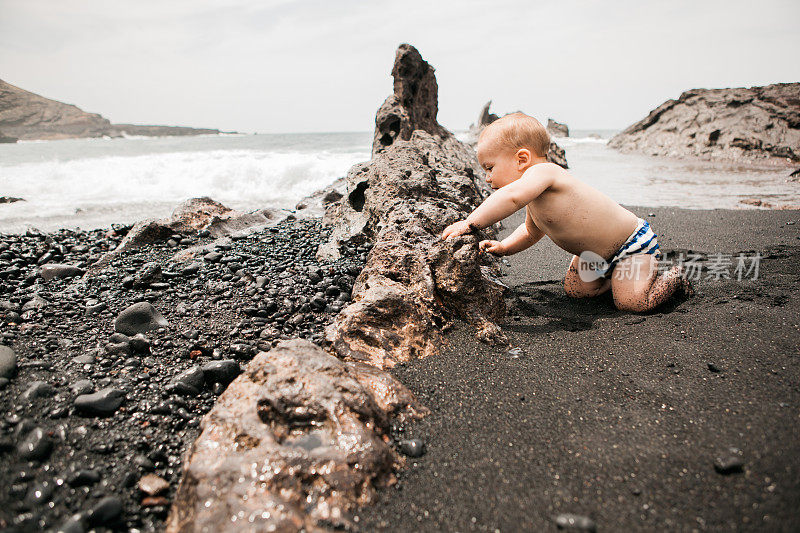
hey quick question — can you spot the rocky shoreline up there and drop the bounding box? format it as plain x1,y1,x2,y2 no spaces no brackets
0,43,506,532
4,41,796,533
0,216,369,531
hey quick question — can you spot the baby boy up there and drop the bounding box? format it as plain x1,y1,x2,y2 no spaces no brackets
442,113,691,312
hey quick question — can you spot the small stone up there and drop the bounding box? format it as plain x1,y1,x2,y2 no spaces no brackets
398,438,426,458
203,251,222,263
86,496,123,527
72,354,94,365
554,513,597,531
85,301,107,315
168,367,205,396
40,264,85,281
201,360,240,385
17,426,53,461
25,480,54,505
141,495,169,507
57,514,87,533
114,302,169,335
0,345,17,379
129,334,151,353
21,381,56,401
707,362,722,373
134,261,162,288
67,469,101,487
714,448,744,474
70,379,94,395
74,387,126,416
182,262,201,276
138,473,170,496
134,454,155,471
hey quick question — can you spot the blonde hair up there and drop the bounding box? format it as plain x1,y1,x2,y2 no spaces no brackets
479,112,550,158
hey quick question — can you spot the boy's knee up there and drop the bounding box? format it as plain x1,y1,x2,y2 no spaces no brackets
613,297,644,312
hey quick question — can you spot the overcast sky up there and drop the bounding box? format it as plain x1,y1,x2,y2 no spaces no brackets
1,0,798,134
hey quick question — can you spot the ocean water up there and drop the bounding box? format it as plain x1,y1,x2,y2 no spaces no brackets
0,130,797,234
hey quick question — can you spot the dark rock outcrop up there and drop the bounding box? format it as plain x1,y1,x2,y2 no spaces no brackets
0,79,224,141
608,83,800,163
372,44,449,156
0,196,24,204
464,101,569,169
0,130,17,143
320,45,507,369
547,118,569,138
166,339,425,532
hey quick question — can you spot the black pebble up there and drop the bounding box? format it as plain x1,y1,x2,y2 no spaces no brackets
74,387,126,416
398,438,426,458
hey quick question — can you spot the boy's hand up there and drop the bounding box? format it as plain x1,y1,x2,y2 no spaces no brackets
479,240,505,256
441,220,472,240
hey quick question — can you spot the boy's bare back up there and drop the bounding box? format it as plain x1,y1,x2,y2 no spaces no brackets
519,162,638,261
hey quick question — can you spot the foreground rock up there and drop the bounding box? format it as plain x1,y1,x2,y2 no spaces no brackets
0,79,223,141
321,45,507,369
166,339,424,532
608,82,800,163
465,100,569,168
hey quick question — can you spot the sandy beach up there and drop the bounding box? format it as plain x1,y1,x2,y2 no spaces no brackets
355,206,800,531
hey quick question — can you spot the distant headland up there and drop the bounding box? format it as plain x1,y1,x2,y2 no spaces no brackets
0,79,231,142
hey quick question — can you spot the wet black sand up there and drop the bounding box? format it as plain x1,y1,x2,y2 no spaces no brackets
356,206,800,532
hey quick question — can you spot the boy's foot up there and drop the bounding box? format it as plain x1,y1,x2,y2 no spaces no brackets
676,267,696,297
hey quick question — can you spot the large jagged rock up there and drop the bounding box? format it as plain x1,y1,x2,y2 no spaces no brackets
547,118,569,138
372,44,449,156
321,45,507,368
464,101,569,169
166,339,425,533
608,83,800,163
0,79,222,140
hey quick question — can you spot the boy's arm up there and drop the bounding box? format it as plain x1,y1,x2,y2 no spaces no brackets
480,209,545,255
442,166,554,239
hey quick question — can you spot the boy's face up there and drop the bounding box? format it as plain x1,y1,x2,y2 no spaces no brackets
476,136,525,190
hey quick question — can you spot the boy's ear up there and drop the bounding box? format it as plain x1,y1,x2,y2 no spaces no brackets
516,148,531,168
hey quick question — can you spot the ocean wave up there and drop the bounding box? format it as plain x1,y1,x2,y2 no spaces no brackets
0,148,369,232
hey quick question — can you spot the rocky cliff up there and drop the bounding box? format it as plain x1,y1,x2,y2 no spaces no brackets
608,83,800,163
0,79,222,140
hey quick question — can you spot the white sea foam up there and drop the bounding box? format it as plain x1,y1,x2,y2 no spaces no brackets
0,146,368,233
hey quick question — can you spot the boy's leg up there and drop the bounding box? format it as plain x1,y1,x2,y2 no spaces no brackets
564,255,612,298
611,254,690,312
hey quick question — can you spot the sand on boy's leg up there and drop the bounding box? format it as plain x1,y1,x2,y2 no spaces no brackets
563,254,612,298
610,254,687,312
